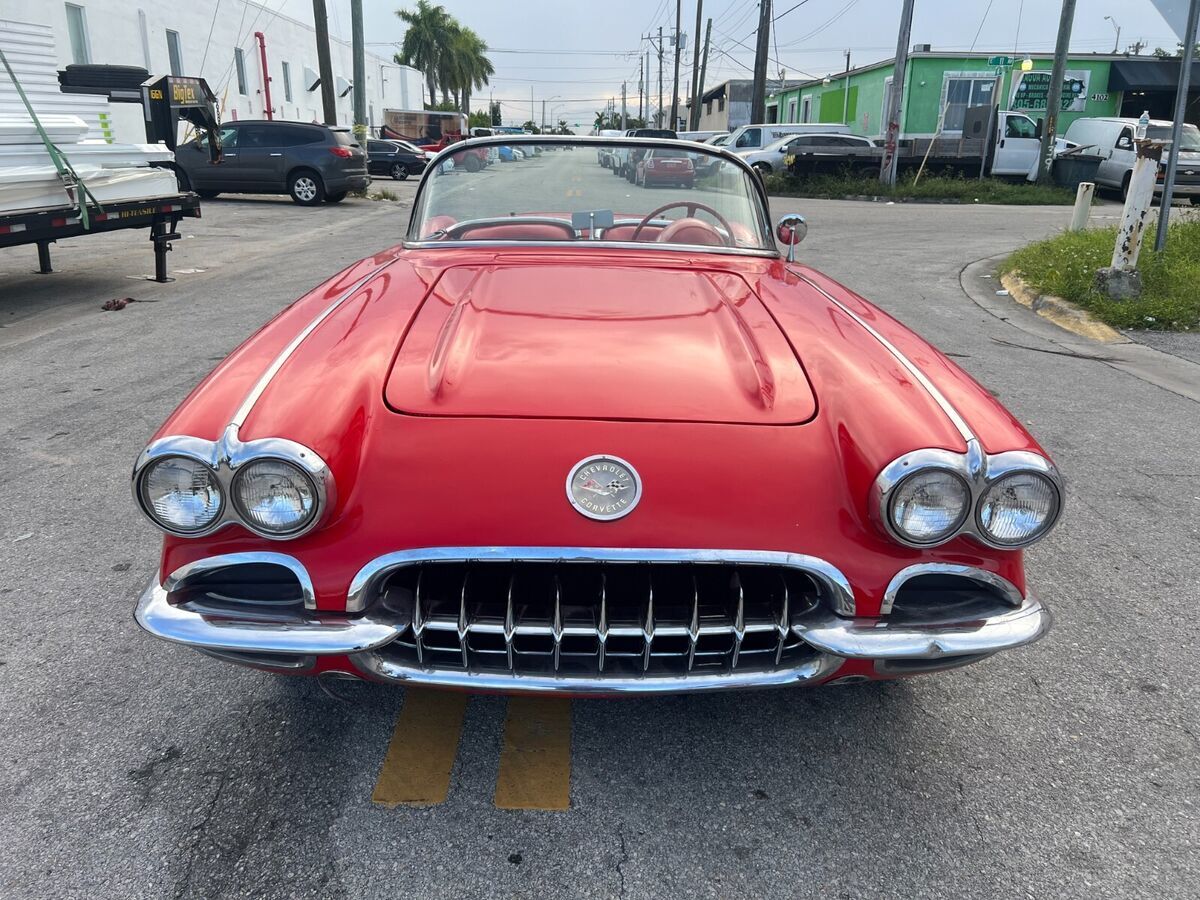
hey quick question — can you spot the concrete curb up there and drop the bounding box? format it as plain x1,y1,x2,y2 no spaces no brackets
998,271,1127,344
960,256,1200,405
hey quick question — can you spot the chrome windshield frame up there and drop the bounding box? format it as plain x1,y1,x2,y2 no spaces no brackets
404,134,778,256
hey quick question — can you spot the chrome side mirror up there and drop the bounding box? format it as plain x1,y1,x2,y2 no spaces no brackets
776,214,807,262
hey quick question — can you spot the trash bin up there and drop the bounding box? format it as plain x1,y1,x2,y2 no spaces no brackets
1052,153,1103,189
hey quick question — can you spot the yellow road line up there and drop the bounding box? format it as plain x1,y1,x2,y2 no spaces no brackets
372,689,468,808
494,697,572,811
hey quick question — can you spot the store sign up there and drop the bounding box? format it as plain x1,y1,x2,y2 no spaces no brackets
1010,70,1090,113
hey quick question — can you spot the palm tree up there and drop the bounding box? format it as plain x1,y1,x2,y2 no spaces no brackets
453,28,493,116
395,1,452,108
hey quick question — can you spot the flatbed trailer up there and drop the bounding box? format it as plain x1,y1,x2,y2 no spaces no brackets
0,192,200,282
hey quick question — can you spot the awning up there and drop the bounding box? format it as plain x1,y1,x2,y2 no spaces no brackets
1109,58,1200,91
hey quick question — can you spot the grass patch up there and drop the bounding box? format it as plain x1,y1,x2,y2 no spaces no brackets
368,187,400,202
1000,220,1200,331
764,170,1075,205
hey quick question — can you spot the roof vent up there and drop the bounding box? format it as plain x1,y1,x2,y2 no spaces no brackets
912,43,932,53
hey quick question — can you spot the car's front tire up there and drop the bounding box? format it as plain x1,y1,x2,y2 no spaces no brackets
753,162,772,176
289,170,325,205
390,163,408,180
463,154,482,173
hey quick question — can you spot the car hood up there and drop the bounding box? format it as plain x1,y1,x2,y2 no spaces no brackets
383,263,817,424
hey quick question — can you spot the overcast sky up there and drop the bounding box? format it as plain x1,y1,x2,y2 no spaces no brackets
305,0,1187,127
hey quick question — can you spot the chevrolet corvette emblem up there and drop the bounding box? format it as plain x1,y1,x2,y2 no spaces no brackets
567,455,641,520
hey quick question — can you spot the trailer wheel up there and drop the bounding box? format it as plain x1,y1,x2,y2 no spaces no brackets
289,170,325,205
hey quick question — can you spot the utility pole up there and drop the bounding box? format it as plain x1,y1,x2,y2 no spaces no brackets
312,0,338,124
670,0,682,129
879,0,915,185
690,0,703,129
621,81,628,131
694,18,712,129
658,26,664,127
1037,0,1077,185
350,0,366,139
1154,0,1199,251
638,55,644,123
842,49,851,125
541,98,546,133
750,0,771,124
530,86,534,130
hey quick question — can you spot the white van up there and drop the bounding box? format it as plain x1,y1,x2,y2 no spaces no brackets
726,122,849,153
1062,117,1200,199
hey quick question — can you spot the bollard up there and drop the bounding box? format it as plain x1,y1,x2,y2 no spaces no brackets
1067,182,1094,232
1094,141,1163,300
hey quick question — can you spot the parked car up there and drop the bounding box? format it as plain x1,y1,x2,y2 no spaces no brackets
636,147,695,187
742,133,875,175
367,139,428,180
614,127,678,180
677,130,726,143
725,122,850,153
595,129,625,167
132,134,1059,696
1061,117,1200,200
704,133,731,145
175,120,369,205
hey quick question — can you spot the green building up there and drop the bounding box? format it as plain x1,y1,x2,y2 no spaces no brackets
766,50,1199,139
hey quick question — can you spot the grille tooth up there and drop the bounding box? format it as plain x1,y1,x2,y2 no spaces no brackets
378,559,824,679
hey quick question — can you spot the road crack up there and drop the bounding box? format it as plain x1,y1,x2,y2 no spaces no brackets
615,823,629,899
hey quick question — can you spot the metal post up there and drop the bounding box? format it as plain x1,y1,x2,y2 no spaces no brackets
35,240,52,274
1037,0,1078,185
696,19,711,129
1095,141,1162,299
879,0,915,185
658,27,664,128
1153,0,1199,252
311,0,338,125
621,81,627,131
1068,182,1094,231
750,0,771,124
541,99,545,133
254,32,273,119
350,0,366,140
671,0,682,129
842,50,851,125
690,0,703,130
639,56,644,123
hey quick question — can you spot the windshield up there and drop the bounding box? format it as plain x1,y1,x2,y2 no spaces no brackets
410,137,772,251
1147,124,1200,152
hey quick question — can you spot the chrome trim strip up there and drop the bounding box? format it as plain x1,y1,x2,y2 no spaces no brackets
163,551,318,610
350,649,845,695
881,563,1024,615
135,576,401,655
230,266,388,429
344,546,857,616
398,239,779,258
871,447,1064,550
791,269,977,445
792,591,1051,660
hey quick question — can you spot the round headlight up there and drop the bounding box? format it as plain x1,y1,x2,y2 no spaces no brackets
889,469,971,545
139,456,223,534
233,459,318,535
978,471,1059,546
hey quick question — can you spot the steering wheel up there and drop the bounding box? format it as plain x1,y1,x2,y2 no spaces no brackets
443,217,576,240
631,201,736,245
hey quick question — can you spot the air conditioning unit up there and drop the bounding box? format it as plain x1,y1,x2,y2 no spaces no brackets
336,76,352,98
303,66,320,91
912,43,932,53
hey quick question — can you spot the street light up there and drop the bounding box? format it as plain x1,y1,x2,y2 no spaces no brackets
1104,15,1121,54
1020,56,1034,71
540,94,560,133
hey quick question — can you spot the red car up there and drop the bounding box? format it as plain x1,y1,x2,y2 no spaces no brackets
636,148,695,188
133,136,1059,695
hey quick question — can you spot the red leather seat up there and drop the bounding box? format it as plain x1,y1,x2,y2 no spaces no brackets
457,223,572,241
604,224,664,242
656,217,725,246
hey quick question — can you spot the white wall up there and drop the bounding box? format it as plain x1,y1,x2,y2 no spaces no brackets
0,0,424,142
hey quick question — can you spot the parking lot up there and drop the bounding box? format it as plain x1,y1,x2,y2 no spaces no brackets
1,177,1198,899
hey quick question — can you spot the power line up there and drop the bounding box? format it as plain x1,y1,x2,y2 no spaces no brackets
969,0,997,53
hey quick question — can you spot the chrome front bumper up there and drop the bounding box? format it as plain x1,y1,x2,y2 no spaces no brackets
135,557,1051,694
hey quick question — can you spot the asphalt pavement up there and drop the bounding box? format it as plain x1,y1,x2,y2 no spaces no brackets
0,168,1197,900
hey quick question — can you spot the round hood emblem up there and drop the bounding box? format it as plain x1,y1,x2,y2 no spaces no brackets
566,455,641,521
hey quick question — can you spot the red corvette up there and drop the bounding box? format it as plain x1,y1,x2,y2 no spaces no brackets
133,136,1060,694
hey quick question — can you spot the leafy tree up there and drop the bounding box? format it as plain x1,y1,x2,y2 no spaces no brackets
521,120,541,134
468,109,492,128
395,3,493,114
395,0,452,108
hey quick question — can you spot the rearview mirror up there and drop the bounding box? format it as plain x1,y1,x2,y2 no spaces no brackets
1035,118,1044,139
776,214,807,261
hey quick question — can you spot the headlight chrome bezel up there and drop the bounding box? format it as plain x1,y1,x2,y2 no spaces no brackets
873,444,1062,550
133,429,334,541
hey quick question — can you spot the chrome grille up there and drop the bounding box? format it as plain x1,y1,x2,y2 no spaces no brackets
372,559,827,678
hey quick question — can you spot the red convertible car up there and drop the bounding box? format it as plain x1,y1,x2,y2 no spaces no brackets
133,136,1061,694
